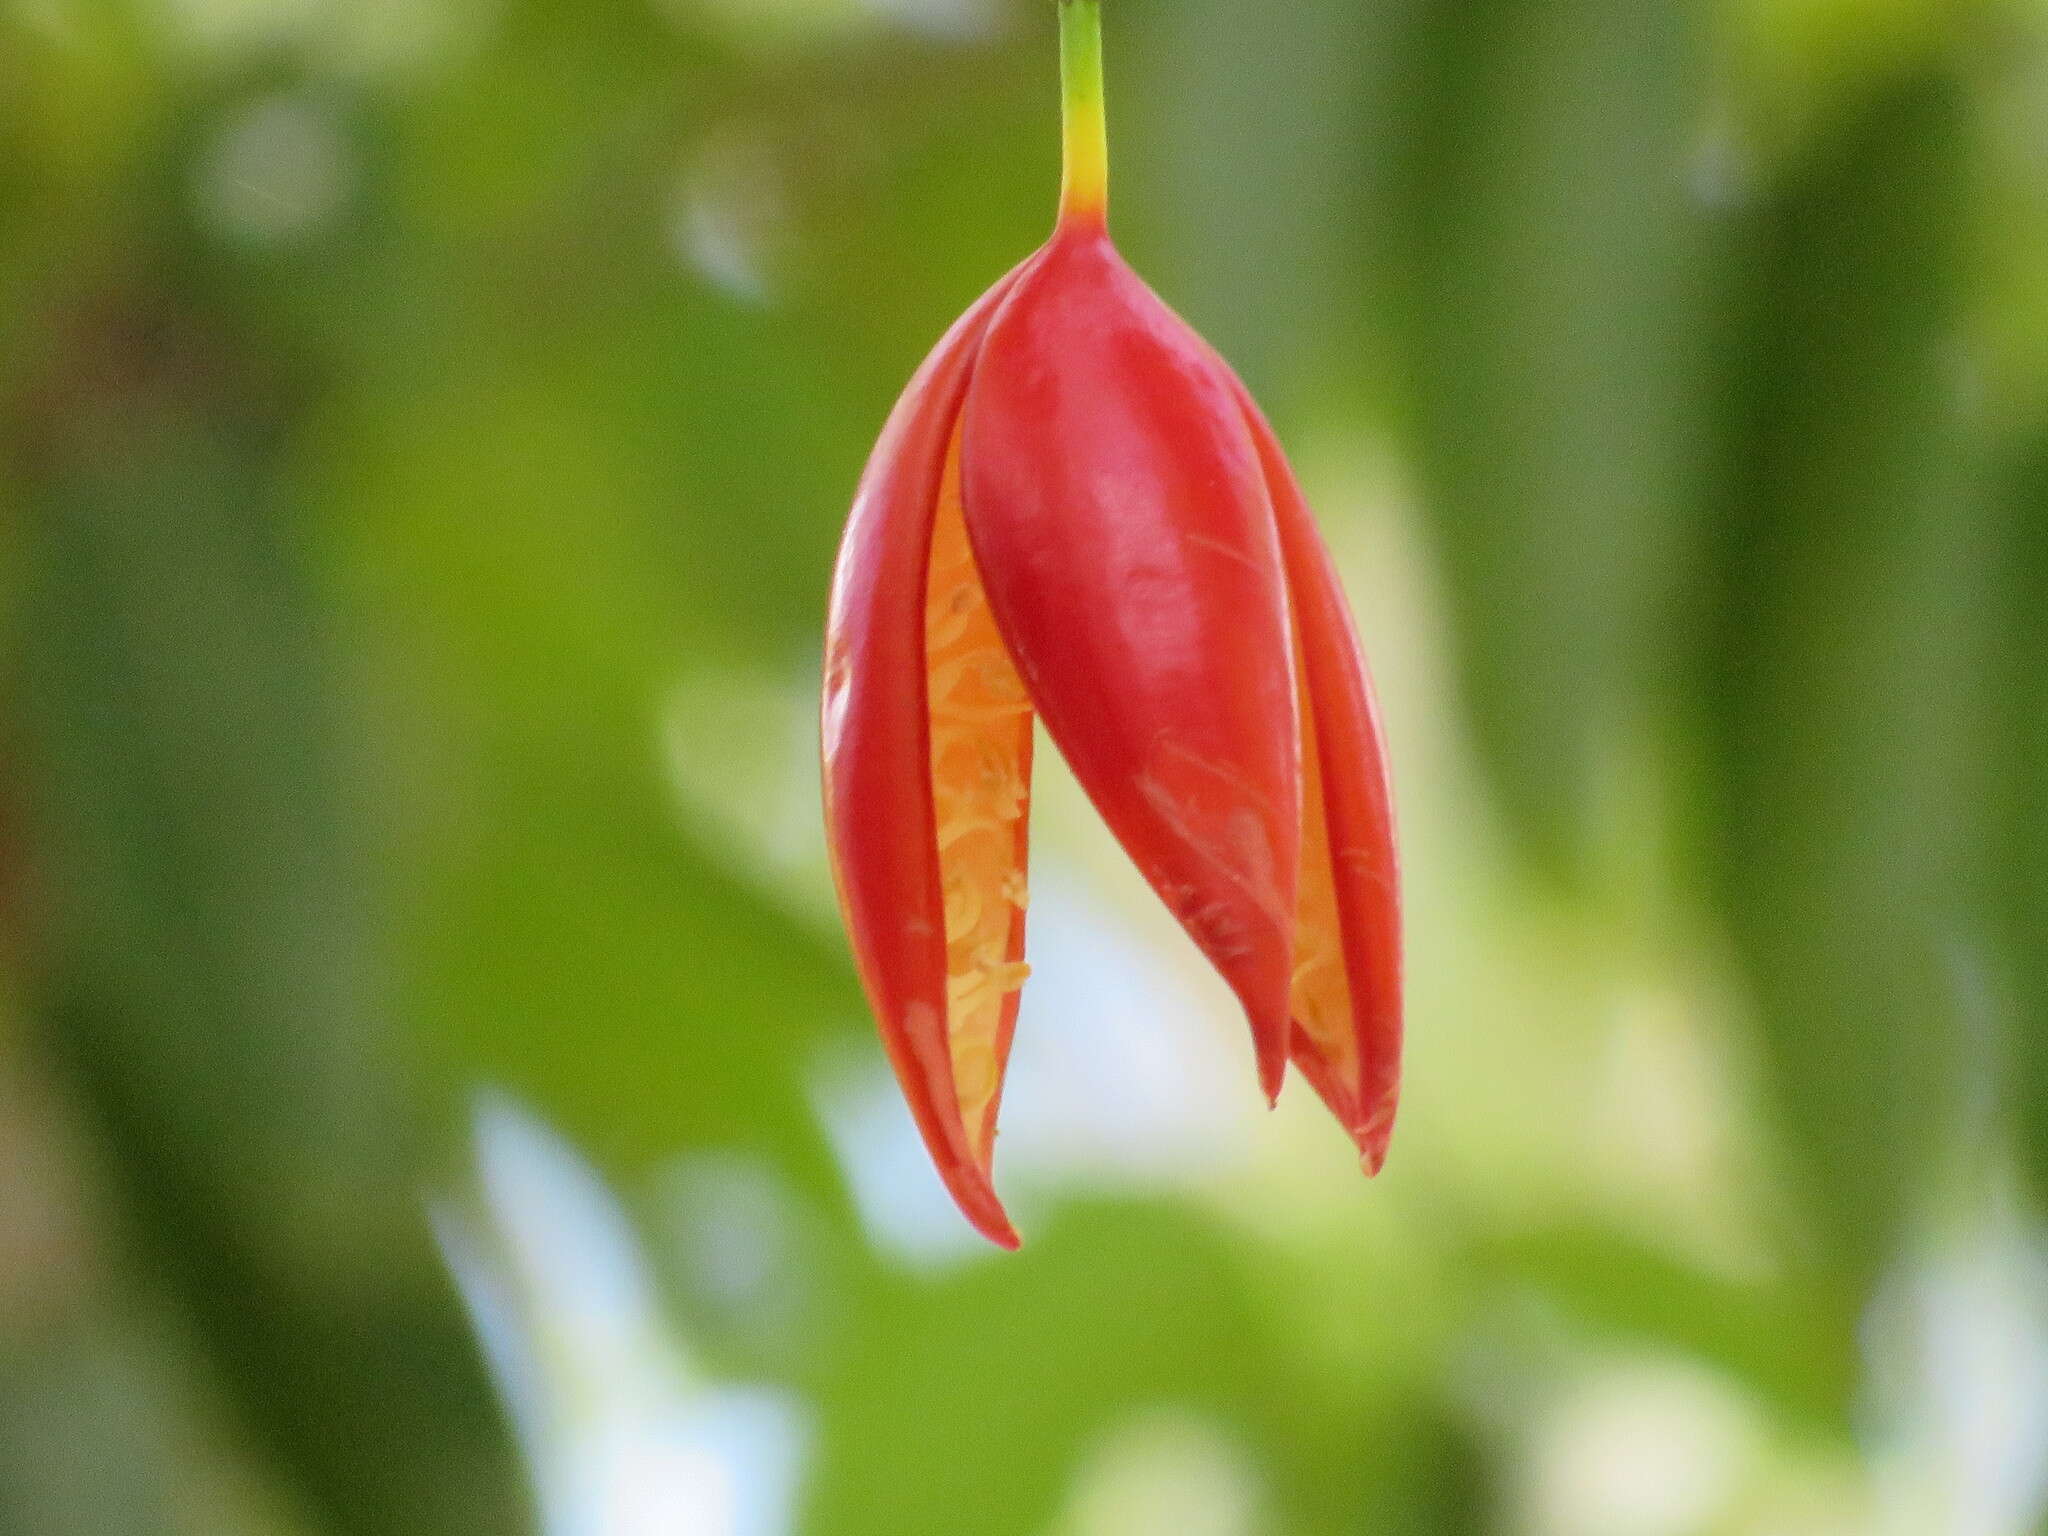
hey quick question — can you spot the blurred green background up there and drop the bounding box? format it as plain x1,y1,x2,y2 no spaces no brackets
3,0,2046,1532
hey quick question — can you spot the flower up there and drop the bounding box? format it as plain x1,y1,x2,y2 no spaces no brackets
821,0,1399,1247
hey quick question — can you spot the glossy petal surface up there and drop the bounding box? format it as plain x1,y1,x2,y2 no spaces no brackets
822,262,1037,1247
960,229,1301,1095
1238,388,1403,1168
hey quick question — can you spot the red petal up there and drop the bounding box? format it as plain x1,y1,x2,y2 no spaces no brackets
1235,385,1403,1171
823,261,1039,1248
960,229,1300,1099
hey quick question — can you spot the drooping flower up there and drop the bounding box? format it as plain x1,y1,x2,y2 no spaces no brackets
821,0,1400,1247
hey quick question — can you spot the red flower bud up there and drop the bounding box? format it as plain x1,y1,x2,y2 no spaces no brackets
821,0,1400,1246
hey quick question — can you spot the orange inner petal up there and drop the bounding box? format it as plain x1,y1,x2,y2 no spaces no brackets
1288,632,1362,1103
926,431,1033,1163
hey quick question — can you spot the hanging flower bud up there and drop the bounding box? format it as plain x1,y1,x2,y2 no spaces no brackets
822,0,1400,1247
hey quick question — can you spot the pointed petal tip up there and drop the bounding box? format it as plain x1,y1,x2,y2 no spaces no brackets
961,1186,1021,1249
1354,1107,1395,1177
1252,1003,1290,1107
938,1156,1021,1250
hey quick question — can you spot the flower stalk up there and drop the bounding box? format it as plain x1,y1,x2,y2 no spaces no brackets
1058,0,1109,225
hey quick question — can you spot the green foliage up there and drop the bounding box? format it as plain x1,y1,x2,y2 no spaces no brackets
1391,0,1710,872
1699,67,1994,1290
2,1,2043,1532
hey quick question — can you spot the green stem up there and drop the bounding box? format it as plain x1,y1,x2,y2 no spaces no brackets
1058,0,1108,225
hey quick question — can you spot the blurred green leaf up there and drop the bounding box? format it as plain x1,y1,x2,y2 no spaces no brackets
0,1324,200,1536
1698,68,1995,1287
314,351,864,1197
801,1202,1263,1536
1986,431,2048,1204
800,1198,1494,1536
1120,0,1385,394
13,284,525,1536
1483,1225,1857,1429
1388,0,1711,874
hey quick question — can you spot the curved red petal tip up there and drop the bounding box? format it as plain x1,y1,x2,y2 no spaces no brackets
975,1205,1023,1251
1226,377,1403,1176
938,1155,1021,1249
961,228,1302,1099
1258,1033,1286,1108
1358,1111,1393,1177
